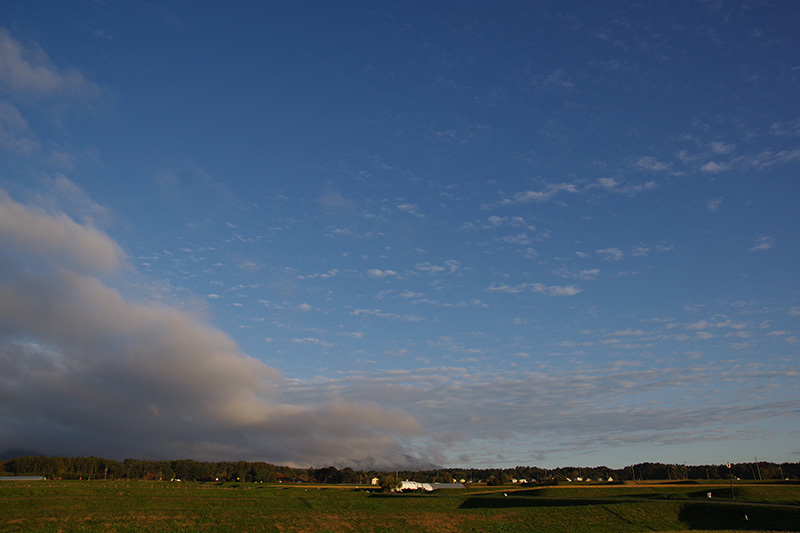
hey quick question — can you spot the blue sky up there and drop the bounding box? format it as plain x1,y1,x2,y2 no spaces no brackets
0,1,798,470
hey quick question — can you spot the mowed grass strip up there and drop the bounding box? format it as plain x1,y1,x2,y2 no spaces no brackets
505,482,800,503
1,480,799,532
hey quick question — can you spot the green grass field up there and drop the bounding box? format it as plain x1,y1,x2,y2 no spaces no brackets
1,480,798,532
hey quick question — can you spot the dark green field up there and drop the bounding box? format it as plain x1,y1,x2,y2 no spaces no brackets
1,480,798,532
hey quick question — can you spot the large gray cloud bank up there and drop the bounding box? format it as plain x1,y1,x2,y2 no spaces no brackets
0,189,421,465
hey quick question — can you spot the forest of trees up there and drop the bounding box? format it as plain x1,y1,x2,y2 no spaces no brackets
1,455,798,484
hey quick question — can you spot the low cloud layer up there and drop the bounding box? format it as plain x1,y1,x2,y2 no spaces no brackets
0,189,421,465
2,187,796,469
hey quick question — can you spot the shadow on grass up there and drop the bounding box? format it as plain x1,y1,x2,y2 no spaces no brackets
459,496,621,509
678,502,800,532
368,493,438,499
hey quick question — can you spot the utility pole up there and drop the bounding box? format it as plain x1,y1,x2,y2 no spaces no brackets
754,457,762,481
727,462,735,500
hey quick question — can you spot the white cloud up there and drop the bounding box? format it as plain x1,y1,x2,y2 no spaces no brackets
367,268,397,278
700,161,728,173
597,177,618,189
486,282,581,296
238,259,259,271
749,235,774,252
318,190,356,214
546,284,582,296
592,177,659,196
685,320,711,331
0,188,124,274
416,260,460,274
635,156,671,172
610,329,647,337
597,247,624,261
707,196,724,212
298,268,340,280
397,202,424,217
544,68,575,89
350,308,425,321
754,148,800,168
291,337,333,347
769,119,800,137
497,177,661,207
400,291,425,299
709,141,735,154
500,233,530,245
554,267,600,280
0,28,101,98
511,217,535,231
36,174,113,227
0,101,38,156
499,183,578,205
631,243,675,257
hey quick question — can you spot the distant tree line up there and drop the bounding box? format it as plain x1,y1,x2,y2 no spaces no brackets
0,456,301,482
1,455,798,483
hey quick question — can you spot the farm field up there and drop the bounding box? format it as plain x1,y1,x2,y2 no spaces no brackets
1,480,799,532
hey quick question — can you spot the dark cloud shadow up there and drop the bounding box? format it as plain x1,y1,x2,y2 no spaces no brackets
678,502,800,532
